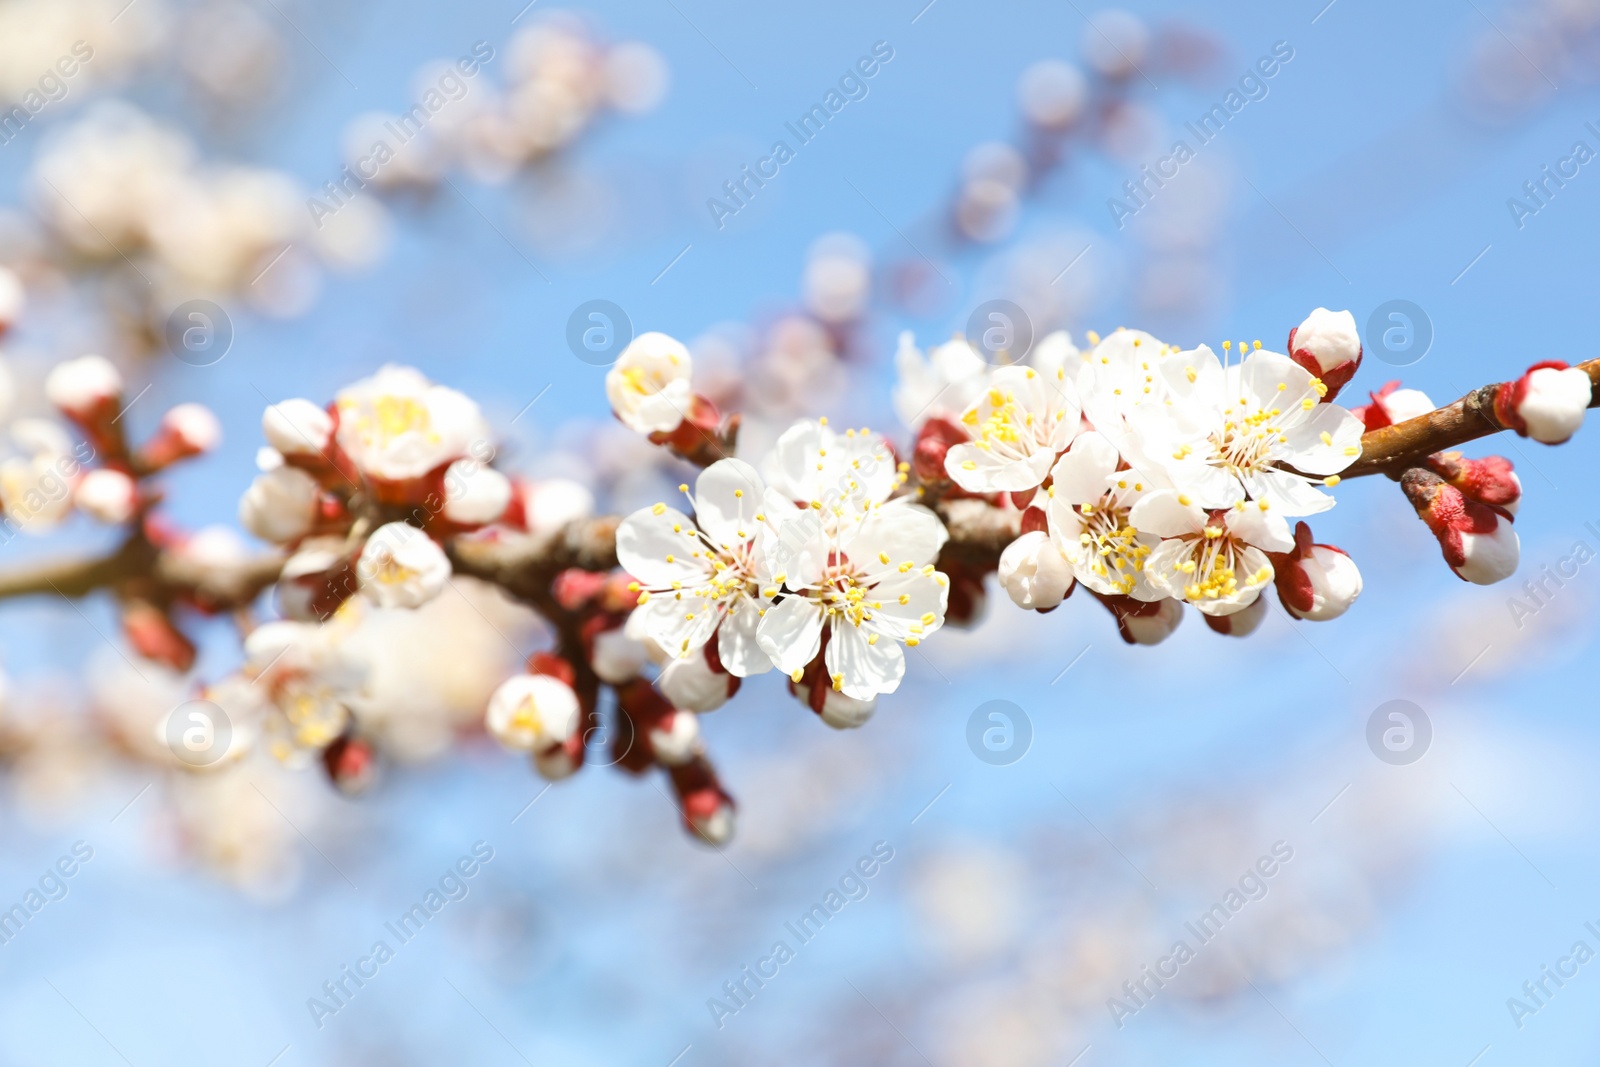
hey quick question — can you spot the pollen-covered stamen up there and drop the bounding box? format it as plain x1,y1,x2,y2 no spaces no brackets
1075,481,1151,595
1169,509,1272,604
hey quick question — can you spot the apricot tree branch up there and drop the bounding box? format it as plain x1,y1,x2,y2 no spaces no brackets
1341,357,1600,480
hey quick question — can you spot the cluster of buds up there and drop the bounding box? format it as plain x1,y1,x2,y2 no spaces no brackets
243,365,516,622
35,355,224,670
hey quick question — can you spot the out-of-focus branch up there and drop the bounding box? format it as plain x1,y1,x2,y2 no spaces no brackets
0,535,283,607
1342,357,1600,480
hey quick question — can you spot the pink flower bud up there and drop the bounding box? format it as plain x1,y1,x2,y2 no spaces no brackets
671,761,735,845
997,530,1075,611
75,468,138,524
1097,592,1183,645
1287,307,1362,401
138,403,222,470
1427,451,1521,515
1351,380,1435,432
647,709,701,766
262,398,334,457
1494,361,1592,444
323,734,379,796
1402,469,1519,585
45,355,123,420
912,416,968,486
1202,595,1267,636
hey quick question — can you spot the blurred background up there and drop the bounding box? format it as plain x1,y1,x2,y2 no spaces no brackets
0,0,1597,1063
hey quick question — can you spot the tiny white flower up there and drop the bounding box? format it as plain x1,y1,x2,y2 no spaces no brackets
238,466,320,543
1028,330,1081,379
763,417,899,517
618,457,793,673
485,673,581,752
945,364,1082,493
334,364,488,483
263,398,334,456
357,522,451,608
75,468,138,524
605,331,693,434
997,530,1075,610
1075,327,1173,443
756,499,950,701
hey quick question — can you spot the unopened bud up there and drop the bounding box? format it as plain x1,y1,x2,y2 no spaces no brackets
1402,468,1519,585
1427,451,1521,515
997,530,1075,611
1287,307,1361,400
1495,361,1592,445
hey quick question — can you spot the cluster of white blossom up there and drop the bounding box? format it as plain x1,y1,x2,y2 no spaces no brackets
29,102,388,317
341,12,667,192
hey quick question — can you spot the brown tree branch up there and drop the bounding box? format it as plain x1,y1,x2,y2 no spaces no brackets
1341,357,1600,480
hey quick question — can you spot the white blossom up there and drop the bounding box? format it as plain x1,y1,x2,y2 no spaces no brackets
333,364,487,483
605,331,692,434
658,653,735,712
1046,431,1166,599
485,673,580,752
1144,344,1364,517
1130,490,1293,616
945,365,1082,493
756,499,949,701
357,522,451,608
617,458,792,673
